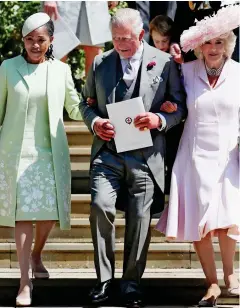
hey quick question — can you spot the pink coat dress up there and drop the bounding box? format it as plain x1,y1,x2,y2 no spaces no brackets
156,58,240,241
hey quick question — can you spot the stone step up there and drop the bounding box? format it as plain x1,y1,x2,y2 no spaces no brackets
70,145,91,171
65,121,92,146
0,242,239,269
66,121,92,178
0,219,162,243
70,194,125,218
70,145,91,156
71,193,91,217
71,170,90,194
0,269,238,306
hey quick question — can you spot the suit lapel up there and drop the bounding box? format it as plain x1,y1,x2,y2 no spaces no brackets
140,42,158,111
197,59,210,87
101,50,118,104
105,43,165,109
16,56,30,89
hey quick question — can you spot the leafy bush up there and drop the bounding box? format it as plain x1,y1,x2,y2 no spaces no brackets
0,1,41,63
0,1,127,89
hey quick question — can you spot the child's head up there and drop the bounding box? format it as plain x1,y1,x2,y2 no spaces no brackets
149,15,174,52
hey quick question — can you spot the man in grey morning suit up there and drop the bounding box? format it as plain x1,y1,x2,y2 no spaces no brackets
79,8,186,308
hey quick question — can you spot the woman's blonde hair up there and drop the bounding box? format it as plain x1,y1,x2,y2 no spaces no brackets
194,31,237,59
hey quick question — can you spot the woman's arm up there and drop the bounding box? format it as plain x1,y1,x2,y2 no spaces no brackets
64,64,82,121
0,61,7,126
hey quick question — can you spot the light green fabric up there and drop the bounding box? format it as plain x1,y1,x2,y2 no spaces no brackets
0,55,81,230
16,62,58,221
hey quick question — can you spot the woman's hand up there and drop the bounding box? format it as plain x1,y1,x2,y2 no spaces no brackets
160,101,178,113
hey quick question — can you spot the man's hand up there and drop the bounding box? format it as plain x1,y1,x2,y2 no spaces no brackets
108,1,118,9
93,118,115,141
160,101,178,113
170,43,184,64
134,112,161,131
44,1,59,20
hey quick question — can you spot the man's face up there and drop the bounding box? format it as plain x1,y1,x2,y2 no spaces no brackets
112,24,144,59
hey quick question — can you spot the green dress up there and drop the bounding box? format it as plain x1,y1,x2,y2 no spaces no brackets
16,61,59,221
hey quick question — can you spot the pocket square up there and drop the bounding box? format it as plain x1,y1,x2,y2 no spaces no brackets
152,76,163,85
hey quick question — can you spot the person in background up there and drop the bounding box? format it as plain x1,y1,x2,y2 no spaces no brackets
149,14,184,199
43,1,118,76
171,1,222,62
150,15,174,53
127,1,177,44
156,4,240,306
0,12,81,306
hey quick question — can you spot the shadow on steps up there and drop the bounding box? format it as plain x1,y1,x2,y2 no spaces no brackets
0,278,237,307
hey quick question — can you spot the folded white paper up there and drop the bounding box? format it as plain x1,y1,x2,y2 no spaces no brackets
52,16,80,60
106,97,153,153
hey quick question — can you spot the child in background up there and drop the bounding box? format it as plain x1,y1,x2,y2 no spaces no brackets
150,15,183,64
150,15,184,204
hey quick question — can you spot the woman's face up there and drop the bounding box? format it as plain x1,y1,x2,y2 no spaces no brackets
23,25,53,64
200,37,225,67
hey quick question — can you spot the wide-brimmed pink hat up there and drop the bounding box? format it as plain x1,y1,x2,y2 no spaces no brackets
180,4,240,53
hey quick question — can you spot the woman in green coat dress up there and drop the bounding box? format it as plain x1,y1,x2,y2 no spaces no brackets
0,12,82,306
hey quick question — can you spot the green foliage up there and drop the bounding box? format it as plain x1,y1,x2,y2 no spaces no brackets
0,1,41,63
0,1,128,88
109,0,128,16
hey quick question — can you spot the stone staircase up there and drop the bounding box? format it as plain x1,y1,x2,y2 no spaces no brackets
0,120,239,270
0,120,239,306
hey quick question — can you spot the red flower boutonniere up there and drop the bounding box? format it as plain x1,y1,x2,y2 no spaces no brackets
147,61,156,71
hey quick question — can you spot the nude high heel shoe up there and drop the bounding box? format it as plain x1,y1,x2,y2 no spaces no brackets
198,285,221,308
16,281,33,307
227,285,240,297
198,296,218,307
225,275,240,297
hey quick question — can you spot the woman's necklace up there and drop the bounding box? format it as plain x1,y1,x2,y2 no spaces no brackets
205,59,225,77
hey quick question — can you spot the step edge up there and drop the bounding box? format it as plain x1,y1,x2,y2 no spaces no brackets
1,242,238,252
0,242,207,252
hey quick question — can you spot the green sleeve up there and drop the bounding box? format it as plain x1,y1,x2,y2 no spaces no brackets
64,64,82,121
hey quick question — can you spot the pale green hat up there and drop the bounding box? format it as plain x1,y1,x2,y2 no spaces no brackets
22,12,50,37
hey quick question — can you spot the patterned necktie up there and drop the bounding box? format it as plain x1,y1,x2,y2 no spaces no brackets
123,59,135,88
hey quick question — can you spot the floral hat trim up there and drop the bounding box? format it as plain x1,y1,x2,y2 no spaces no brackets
180,4,240,53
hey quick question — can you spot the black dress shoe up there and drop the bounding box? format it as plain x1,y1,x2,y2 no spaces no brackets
125,292,142,308
89,279,112,303
198,295,218,307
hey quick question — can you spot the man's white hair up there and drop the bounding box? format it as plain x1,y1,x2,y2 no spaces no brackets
110,8,143,36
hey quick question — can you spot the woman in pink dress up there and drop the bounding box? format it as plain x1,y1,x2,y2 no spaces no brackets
156,5,240,307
